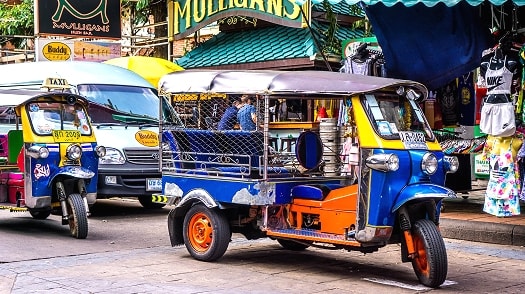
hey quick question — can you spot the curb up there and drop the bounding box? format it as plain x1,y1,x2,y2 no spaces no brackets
440,218,525,246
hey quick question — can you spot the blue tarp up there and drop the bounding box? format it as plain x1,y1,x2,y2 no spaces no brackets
364,2,492,89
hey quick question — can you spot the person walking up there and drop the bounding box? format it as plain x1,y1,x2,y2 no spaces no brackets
237,95,257,131
217,99,241,130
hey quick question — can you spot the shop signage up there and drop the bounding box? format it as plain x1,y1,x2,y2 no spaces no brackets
37,39,121,62
34,0,121,39
168,0,309,40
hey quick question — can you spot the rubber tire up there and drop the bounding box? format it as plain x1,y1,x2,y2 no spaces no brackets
67,193,88,239
28,209,51,220
138,195,166,209
183,204,230,261
411,219,448,288
277,239,311,251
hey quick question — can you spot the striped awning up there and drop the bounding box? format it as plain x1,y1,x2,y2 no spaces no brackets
298,0,525,7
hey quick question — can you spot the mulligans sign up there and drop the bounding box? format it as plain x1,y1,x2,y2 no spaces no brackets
34,0,121,39
168,0,309,40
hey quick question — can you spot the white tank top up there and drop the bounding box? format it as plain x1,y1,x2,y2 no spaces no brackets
485,56,514,95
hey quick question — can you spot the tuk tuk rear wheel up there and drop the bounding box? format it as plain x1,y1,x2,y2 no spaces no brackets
183,204,230,261
411,219,447,288
67,193,88,239
277,239,311,251
28,209,51,220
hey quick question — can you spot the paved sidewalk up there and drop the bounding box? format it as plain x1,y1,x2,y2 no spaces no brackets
439,181,525,246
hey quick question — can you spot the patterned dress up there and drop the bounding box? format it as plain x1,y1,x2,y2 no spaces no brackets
484,139,521,217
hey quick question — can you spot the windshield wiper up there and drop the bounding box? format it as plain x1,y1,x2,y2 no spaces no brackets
112,114,158,124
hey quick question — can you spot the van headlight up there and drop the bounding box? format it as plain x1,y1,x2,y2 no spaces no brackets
444,155,459,173
366,153,399,172
96,145,106,157
421,152,438,175
99,147,125,164
66,144,82,161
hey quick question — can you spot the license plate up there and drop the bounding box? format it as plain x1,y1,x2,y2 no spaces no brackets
146,178,162,191
52,130,81,142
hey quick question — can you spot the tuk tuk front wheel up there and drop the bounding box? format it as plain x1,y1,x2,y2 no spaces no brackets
183,204,230,262
411,219,447,288
67,193,88,239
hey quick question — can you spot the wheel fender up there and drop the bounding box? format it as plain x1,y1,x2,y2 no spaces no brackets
167,189,219,247
392,183,456,213
49,166,95,186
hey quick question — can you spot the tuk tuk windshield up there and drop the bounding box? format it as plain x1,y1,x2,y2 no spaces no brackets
361,93,434,141
27,102,92,136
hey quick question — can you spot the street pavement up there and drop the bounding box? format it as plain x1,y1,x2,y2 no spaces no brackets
440,180,525,246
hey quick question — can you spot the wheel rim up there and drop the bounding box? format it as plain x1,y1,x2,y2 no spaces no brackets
413,234,430,276
188,212,213,252
67,202,77,236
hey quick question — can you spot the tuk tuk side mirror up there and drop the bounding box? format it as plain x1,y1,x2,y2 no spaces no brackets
295,131,323,170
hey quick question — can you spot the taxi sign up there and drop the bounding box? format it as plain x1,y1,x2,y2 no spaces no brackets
52,130,81,142
41,78,71,90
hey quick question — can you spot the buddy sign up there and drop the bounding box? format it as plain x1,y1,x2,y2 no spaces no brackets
35,0,121,39
168,0,309,40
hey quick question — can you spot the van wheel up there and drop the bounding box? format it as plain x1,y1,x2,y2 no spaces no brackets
28,209,51,220
183,204,230,261
138,195,166,209
277,239,311,251
411,219,447,288
67,193,88,239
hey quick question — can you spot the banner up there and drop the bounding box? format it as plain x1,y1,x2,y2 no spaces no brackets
37,39,121,62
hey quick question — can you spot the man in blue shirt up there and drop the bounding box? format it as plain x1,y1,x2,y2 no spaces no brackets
217,99,241,130
237,95,257,131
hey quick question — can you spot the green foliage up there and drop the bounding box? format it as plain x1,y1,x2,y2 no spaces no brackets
0,0,34,36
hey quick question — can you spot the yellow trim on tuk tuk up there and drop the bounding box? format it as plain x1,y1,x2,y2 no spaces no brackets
350,96,442,151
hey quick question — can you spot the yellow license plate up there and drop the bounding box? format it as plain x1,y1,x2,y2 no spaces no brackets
52,130,81,142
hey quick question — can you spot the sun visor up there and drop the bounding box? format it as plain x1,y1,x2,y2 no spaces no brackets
365,2,491,90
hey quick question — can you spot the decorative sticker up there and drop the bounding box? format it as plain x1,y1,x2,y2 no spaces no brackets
29,104,39,112
34,164,50,179
135,130,159,147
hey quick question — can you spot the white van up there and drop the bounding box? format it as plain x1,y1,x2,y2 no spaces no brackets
0,61,181,208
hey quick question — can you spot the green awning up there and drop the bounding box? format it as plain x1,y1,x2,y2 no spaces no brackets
298,0,525,7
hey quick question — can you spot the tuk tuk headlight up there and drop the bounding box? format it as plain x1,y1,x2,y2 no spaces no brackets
96,145,106,157
27,145,49,159
421,152,438,175
365,153,399,172
444,155,459,173
66,144,82,161
99,147,125,164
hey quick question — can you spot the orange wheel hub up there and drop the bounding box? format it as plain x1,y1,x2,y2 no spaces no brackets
413,235,429,276
188,212,213,252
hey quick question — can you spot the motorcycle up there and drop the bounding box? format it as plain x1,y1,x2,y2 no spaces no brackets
154,70,458,287
0,78,105,239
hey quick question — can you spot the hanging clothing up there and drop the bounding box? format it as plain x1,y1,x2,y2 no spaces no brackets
458,72,476,126
484,138,521,217
485,56,514,95
436,80,459,127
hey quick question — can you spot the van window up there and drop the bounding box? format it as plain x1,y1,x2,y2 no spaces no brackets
77,84,180,125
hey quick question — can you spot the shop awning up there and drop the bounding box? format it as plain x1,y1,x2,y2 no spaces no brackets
297,0,525,7
298,0,516,89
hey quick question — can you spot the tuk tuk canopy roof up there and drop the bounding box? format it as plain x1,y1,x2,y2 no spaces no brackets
159,70,428,98
0,89,88,108
299,0,525,7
